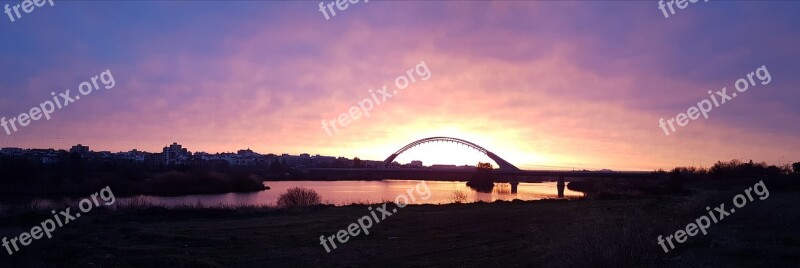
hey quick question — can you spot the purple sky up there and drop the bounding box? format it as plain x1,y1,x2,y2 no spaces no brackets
0,1,799,170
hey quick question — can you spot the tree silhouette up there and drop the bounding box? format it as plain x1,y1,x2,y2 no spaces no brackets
467,162,495,193
477,162,493,170
353,157,365,168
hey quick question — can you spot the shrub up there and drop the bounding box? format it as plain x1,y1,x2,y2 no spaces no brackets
277,187,321,208
449,190,468,204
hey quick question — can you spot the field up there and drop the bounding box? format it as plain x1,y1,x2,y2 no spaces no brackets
1,179,799,267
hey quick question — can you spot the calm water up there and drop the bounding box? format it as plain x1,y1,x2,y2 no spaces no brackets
116,180,584,207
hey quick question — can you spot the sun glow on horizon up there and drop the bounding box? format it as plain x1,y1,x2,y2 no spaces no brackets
356,126,558,169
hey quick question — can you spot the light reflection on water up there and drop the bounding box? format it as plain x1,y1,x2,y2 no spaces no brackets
116,180,584,207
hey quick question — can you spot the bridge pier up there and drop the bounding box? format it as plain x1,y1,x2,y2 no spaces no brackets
510,181,519,193
557,176,565,198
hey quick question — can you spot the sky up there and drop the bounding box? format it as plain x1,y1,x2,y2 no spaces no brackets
0,1,799,171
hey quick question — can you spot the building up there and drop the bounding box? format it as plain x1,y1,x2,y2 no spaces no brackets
430,164,458,169
163,142,191,165
231,148,259,166
257,154,278,167
280,153,314,167
69,144,90,154
409,160,423,168
237,148,257,157
313,155,336,167
192,150,272,167
0,147,24,156
118,149,146,162
28,149,60,164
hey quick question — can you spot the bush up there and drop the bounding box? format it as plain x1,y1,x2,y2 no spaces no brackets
449,190,468,204
276,187,321,208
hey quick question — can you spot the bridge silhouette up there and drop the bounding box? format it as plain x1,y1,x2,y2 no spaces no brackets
307,136,658,197
308,136,657,182
382,137,521,171
378,136,656,179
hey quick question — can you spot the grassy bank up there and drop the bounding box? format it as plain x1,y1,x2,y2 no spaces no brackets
1,178,798,267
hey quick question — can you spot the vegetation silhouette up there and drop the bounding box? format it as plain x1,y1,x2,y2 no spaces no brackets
0,152,267,199
466,162,495,193
277,187,322,209
449,190,468,203
568,159,800,199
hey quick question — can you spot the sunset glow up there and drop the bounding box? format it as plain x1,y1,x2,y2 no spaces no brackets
2,1,800,267
1,2,798,170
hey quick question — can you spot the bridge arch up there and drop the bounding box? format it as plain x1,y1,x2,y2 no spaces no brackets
382,137,520,171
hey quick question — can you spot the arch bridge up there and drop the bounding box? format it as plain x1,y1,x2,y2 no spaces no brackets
382,137,520,171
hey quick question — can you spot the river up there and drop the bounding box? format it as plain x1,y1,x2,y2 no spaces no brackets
116,180,584,207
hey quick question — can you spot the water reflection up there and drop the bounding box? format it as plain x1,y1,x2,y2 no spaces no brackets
112,180,584,207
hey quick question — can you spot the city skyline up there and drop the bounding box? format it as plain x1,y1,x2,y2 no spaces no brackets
1,140,792,172
0,141,470,169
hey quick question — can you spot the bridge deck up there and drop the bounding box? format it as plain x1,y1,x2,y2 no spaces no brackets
306,168,658,179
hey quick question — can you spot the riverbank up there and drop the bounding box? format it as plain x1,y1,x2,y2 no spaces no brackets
0,170,267,203
1,178,797,267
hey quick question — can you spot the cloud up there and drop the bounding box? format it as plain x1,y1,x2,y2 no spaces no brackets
0,1,798,170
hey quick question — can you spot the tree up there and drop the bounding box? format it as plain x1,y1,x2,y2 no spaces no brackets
276,187,322,208
477,162,493,170
353,157,365,168
468,162,495,193
793,162,800,174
